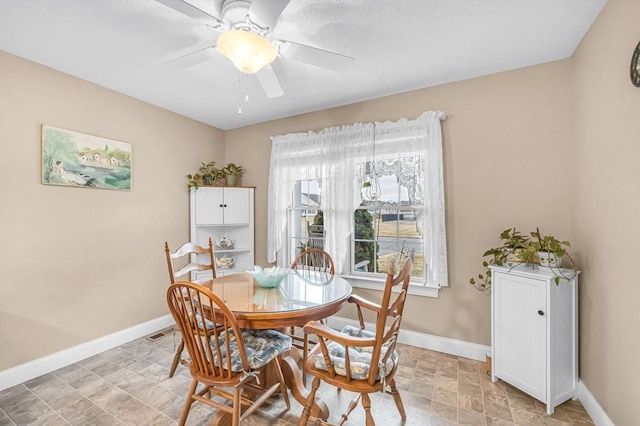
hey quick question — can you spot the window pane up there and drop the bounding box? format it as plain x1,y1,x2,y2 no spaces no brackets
354,241,376,273
353,168,425,280
354,206,375,239
289,179,326,265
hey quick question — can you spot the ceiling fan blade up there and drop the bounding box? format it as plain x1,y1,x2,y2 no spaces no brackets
156,0,226,30
255,65,284,98
163,45,218,69
277,40,354,72
248,0,291,32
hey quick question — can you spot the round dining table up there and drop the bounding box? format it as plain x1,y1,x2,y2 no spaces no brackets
201,269,352,422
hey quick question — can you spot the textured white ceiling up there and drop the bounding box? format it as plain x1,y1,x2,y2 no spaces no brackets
0,0,606,130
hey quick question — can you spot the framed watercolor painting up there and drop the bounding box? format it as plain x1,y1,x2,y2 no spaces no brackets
41,125,132,191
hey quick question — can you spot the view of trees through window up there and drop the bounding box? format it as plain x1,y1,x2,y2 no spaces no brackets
289,177,423,279
355,175,423,278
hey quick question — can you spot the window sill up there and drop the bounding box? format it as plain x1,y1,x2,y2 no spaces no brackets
340,274,441,298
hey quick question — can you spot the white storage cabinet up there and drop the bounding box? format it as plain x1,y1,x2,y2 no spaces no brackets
490,264,579,415
190,187,255,279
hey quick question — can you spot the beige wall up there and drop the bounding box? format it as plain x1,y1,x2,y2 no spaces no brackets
0,52,225,370
226,58,575,344
571,1,640,424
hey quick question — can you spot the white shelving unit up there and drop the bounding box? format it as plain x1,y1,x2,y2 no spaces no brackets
490,264,579,415
189,186,255,279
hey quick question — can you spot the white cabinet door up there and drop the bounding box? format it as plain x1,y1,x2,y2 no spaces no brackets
195,188,224,225
493,272,547,401
222,187,250,225
194,188,250,225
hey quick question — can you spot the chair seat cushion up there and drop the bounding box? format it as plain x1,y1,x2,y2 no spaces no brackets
312,325,398,380
210,329,292,372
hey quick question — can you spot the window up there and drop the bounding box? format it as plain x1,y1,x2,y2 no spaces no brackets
287,180,323,262
353,174,424,280
268,112,448,289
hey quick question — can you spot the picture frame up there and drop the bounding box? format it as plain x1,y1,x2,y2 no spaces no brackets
41,124,132,191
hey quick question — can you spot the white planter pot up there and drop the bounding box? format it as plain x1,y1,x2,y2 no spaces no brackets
537,251,563,268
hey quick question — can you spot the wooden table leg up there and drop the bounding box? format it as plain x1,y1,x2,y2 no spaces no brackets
205,349,329,425
281,355,329,421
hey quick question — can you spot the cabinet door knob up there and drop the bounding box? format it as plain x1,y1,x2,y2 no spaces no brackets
538,310,544,316
219,204,224,208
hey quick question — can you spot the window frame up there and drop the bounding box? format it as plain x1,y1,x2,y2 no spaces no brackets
286,179,441,298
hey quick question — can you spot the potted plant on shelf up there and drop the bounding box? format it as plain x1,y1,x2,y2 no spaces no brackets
516,227,578,284
469,227,529,292
222,162,244,186
187,161,222,189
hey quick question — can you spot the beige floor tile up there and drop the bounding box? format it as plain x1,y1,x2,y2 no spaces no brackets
485,401,514,422
431,400,457,423
507,393,538,412
511,406,545,426
458,393,484,414
458,381,483,399
433,387,457,405
458,406,487,425
486,415,516,425
458,369,481,385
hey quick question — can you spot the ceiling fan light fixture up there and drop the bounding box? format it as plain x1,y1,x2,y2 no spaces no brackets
217,30,277,75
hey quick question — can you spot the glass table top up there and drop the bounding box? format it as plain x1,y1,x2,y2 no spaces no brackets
204,269,352,314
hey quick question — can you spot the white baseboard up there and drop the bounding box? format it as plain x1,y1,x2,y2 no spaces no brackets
0,314,174,391
327,316,491,362
578,380,614,426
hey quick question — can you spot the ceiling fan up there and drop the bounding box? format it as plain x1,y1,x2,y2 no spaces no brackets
156,0,354,98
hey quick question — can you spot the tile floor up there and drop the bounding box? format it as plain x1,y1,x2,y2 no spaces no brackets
0,328,594,425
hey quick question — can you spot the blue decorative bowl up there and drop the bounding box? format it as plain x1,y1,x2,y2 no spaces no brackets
247,266,290,288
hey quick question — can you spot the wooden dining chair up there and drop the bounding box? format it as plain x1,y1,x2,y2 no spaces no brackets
165,238,217,284
291,248,335,274
298,258,413,426
290,248,336,382
164,238,217,378
167,281,291,426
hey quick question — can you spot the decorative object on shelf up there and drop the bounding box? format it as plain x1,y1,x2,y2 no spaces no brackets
222,162,244,186
247,265,290,288
630,40,640,88
516,228,577,284
215,236,233,249
41,124,132,191
187,161,222,189
216,255,236,269
470,227,529,292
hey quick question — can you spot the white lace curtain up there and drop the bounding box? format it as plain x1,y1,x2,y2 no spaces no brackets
268,111,448,286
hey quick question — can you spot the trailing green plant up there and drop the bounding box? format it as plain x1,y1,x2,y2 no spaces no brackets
516,227,577,284
470,227,529,292
471,227,578,291
187,161,221,189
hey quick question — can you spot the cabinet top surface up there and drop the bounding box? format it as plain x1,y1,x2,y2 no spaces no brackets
192,186,256,190
490,264,580,280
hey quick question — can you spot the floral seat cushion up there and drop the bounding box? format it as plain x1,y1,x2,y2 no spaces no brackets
312,325,398,380
210,328,292,372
